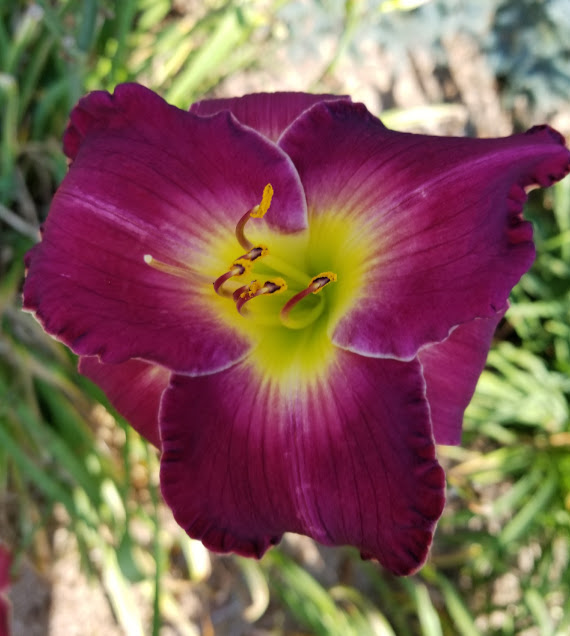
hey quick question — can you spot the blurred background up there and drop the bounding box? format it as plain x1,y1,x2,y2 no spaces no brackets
1,0,570,634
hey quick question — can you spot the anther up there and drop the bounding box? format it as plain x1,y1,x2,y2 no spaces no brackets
232,280,259,302
242,245,269,261
236,183,273,250
280,272,337,328
213,260,250,295
213,245,268,296
236,277,287,315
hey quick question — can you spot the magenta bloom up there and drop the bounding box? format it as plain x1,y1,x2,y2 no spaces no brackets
23,85,570,575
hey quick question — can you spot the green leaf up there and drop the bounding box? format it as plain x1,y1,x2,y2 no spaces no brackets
166,7,251,104
435,574,479,636
0,414,78,517
525,588,554,636
401,580,442,636
266,550,355,636
499,472,557,546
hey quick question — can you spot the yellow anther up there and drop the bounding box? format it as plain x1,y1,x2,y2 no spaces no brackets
213,244,269,297
260,277,287,294
235,277,287,315
214,261,253,296
239,280,261,298
232,258,253,276
251,183,274,219
241,245,269,261
310,271,338,293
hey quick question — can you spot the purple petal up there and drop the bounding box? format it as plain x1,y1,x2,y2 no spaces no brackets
419,310,505,445
279,100,570,360
23,84,308,374
79,357,169,448
0,545,10,593
190,92,347,142
160,351,445,575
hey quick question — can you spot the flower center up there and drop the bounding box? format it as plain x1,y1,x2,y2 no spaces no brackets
142,184,370,386
212,184,337,330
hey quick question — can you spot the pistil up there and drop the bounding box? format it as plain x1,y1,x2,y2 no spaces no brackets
143,254,200,281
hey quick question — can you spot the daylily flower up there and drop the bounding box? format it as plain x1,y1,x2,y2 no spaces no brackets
23,84,570,575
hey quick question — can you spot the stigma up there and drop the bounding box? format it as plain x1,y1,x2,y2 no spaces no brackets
144,254,198,280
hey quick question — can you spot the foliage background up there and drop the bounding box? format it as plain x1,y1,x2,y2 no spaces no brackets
1,0,569,634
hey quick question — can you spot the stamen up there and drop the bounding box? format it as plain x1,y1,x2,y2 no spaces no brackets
213,261,250,295
241,245,269,261
144,254,197,281
233,280,260,302
308,272,338,293
236,183,273,250
280,272,337,329
236,277,287,315
213,245,268,296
